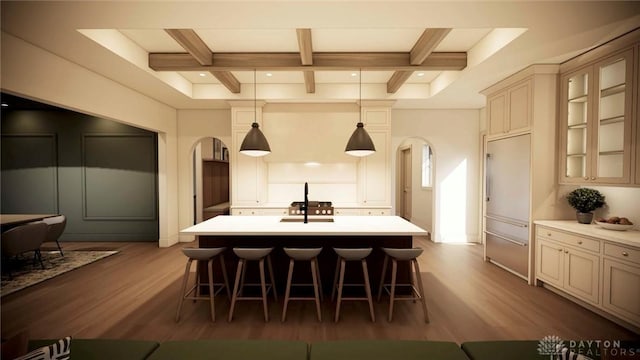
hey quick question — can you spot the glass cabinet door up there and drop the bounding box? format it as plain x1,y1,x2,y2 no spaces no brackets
592,49,633,183
562,68,592,182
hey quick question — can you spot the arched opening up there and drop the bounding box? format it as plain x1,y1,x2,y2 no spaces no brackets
395,137,435,241
191,137,230,224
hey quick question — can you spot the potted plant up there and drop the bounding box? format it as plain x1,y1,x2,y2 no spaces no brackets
566,188,605,224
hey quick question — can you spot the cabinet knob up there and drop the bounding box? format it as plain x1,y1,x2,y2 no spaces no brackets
558,248,563,252
584,176,589,180
564,250,569,254
577,240,583,245
622,252,629,257
591,177,596,180
547,233,552,237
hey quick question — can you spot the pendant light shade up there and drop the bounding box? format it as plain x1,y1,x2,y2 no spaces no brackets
345,122,376,157
240,70,271,157
345,69,375,157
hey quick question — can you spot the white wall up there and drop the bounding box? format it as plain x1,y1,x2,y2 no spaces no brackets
176,109,231,241
392,109,481,243
1,31,180,247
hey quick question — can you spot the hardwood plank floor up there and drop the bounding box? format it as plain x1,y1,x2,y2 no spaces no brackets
2,238,638,343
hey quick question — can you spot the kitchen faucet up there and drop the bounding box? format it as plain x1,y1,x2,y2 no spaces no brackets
303,182,309,223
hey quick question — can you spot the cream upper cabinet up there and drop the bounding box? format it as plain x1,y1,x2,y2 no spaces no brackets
559,47,636,185
486,78,532,136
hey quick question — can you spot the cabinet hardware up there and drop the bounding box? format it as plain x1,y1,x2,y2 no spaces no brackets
564,250,569,253
547,233,552,236
591,177,596,180
558,248,563,252
584,177,589,180
577,241,583,245
622,252,629,256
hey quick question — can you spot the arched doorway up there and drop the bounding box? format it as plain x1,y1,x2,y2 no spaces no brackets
396,137,435,240
192,137,230,224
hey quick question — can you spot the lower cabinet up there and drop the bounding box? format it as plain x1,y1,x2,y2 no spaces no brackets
535,223,640,331
602,243,640,326
536,237,599,305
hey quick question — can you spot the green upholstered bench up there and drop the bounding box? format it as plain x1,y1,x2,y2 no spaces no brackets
146,339,309,360
461,341,548,360
28,339,160,360
310,340,469,360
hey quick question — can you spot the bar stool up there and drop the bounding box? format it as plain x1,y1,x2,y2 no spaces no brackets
377,247,429,323
281,247,323,322
228,247,277,322
175,247,230,322
331,247,375,322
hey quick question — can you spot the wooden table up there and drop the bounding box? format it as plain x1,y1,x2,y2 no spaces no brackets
180,215,428,294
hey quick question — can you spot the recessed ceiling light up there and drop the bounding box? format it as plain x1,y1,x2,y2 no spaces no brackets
199,73,206,77
1,103,8,107
266,73,273,77
417,72,425,77
351,72,358,77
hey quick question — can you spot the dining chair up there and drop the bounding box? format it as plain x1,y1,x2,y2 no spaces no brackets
41,215,66,256
1,221,48,278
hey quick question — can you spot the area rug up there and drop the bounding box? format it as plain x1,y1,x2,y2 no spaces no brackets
1,250,118,297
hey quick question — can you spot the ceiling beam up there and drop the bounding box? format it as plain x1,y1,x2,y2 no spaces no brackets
164,29,212,65
165,28,241,93
387,71,414,93
297,28,315,93
410,28,452,65
296,29,313,65
149,52,466,71
386,28,452,93
210,71,241,93
303,71,315,93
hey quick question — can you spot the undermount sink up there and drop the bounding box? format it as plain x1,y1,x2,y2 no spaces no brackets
280,217,334,223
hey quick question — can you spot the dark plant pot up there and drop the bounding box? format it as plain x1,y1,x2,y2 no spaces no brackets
576,212,594,224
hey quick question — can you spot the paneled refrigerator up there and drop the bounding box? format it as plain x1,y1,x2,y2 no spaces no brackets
484,134,531,279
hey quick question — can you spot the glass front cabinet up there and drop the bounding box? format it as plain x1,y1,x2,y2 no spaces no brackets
559,48,635,185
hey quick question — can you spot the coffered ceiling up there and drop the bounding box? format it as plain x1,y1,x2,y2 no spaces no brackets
1,1,639,110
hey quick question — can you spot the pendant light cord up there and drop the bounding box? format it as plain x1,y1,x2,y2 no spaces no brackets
359,68,362,124
254,69,257,124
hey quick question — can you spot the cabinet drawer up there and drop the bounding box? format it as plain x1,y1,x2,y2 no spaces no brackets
604,243,640,265
537,227,600,253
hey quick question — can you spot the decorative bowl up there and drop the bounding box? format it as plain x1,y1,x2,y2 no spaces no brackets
595,221,634,231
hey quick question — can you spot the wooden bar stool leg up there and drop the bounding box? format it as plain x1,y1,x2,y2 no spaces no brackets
219,255,231,300
267,254,278,301
282,258,295,322
194,261,201,302
175,258,193,322
377,254,389,302
207,258,216,322
334,258,346,322
228,259,244,322
259,258,269,322
388,259,398,322
412,259,430,323
315,260,324,301
362,259,375,322
310,258,322,321
331,256,340,301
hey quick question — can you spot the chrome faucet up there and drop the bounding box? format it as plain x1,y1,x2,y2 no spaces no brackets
303,182,309,224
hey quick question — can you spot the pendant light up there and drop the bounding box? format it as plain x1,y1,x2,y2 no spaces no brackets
240,70,271,157
345,69,375,157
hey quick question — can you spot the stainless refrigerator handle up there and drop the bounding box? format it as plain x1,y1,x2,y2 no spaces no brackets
485,230,527,247
485,153,491,202
485,215,528,228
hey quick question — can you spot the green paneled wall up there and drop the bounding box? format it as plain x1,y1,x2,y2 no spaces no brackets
1,103,158,241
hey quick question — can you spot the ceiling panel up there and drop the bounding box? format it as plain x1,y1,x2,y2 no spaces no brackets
119,29,183,52
312,28,425,52
196,29,299,52
435,28,492,51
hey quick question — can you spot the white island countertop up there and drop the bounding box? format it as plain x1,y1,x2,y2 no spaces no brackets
534,220,640,248
181,215,428,237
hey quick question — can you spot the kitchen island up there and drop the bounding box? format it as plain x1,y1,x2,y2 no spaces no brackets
180,215,428,293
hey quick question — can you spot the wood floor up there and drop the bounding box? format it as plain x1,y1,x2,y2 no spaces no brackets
2,238,638,343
